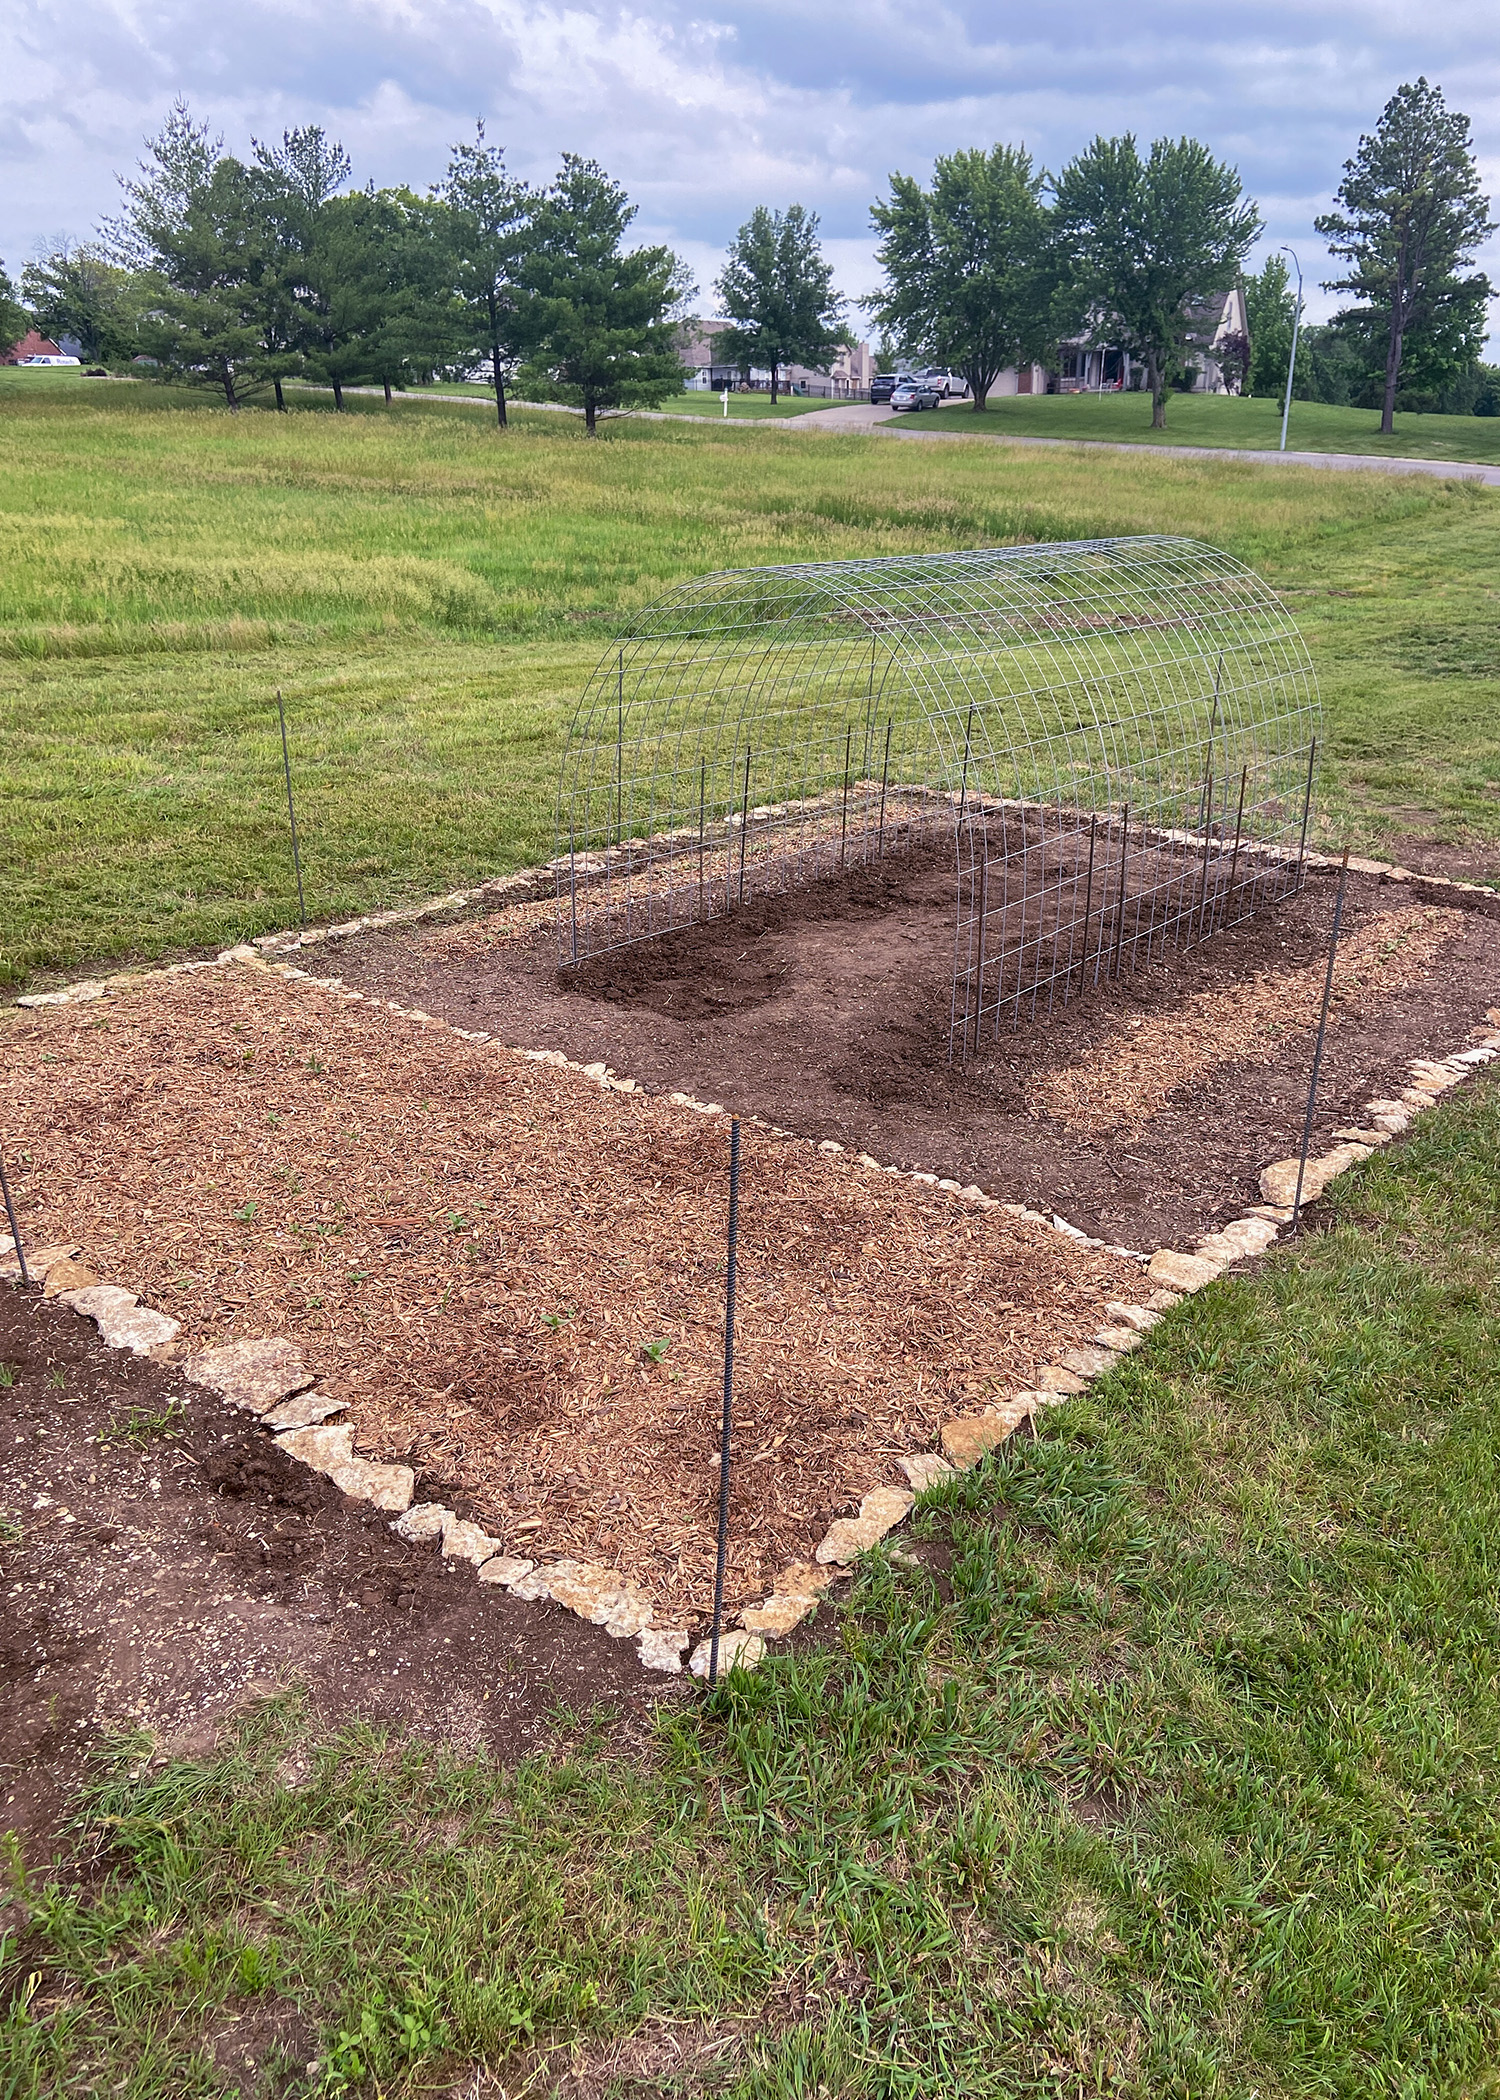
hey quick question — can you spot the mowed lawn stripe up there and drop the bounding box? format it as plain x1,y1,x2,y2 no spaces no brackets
2,378,1497,986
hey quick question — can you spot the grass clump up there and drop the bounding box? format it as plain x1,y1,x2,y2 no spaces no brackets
5,1083,1499,2096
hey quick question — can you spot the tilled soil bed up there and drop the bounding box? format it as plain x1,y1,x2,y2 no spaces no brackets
322,856,1500,1248
0,971,1142,1628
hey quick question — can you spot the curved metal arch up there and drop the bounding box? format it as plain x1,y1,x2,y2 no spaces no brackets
556,537,1320,1051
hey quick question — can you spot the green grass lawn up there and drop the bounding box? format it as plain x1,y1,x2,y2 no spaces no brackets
2,373,1498,987
917,386,1500,463
7,1083,1500,2098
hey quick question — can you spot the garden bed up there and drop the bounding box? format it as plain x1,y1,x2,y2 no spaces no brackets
323,855,1500,1247
0,971,1140,1627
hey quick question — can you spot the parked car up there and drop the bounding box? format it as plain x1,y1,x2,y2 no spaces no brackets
870,373,898,403
889,377,943,412
917,367,968,399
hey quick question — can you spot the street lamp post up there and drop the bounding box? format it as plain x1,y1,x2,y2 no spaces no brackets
1279,245,1304,453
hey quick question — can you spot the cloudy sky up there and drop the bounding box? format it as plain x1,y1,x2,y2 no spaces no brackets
4,0,1498,346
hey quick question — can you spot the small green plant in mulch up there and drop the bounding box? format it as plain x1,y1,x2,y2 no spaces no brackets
0,1362,16,1389
103,1401,184,1449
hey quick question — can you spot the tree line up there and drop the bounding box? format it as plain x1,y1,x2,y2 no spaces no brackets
3,105,692,432
2,77,1492,435
869,80,1493,433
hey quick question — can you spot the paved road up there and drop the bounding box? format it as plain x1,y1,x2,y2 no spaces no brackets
330,384,1500,486
781,397,1500,486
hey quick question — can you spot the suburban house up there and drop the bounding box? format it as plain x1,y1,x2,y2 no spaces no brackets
678,321,874,398
1053,285,1250,394
986,361,1051,396
2,329,63,365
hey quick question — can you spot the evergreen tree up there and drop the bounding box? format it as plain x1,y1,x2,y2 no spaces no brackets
517,157,692,434
714,204,847,403
869,146,1062,411
108,105,267,407
1054,135,1260,428
301,188,460,409
436,123,530,426
248,126,353,408
1316,79,1494,435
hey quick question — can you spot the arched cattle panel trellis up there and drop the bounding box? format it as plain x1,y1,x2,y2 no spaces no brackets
556,537,1320,1055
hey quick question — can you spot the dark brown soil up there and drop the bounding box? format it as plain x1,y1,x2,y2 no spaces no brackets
323,857,1500,1247
1375,831,1500,885
0,1286,677,1867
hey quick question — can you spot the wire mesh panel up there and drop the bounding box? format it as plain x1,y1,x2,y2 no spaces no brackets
556,538,1320,1053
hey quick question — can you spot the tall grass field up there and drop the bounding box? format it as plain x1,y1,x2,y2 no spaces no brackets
1,373,1497,985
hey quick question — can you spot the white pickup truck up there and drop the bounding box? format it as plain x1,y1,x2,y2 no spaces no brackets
915,368,969,399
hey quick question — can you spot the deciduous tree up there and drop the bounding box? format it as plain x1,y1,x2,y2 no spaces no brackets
869,146,1061,411
20,242,136,365
1316,79,1494,435
1242,254,1296,399
0,259,29,354
713,204,847,403
1053,135,1260,428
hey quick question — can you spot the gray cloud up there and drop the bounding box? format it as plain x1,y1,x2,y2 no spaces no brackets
3,0,1496,347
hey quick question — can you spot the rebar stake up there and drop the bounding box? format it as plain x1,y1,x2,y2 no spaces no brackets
736,749,753,905
698,757,707,923
1292,850,1350,1230
1295,737,1317,892
708,1118,742,1688
276,691,307,929
0,1151,30,1287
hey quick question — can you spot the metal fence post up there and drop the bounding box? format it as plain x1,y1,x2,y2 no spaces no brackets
708,1118,742,1687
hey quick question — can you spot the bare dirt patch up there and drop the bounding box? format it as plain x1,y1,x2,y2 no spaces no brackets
0,1287,665,1867
322,856,1500,1246
0,972,1140,1631
1371,830,1500,886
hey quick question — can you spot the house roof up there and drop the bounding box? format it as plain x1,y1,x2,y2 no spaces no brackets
2,330,63,365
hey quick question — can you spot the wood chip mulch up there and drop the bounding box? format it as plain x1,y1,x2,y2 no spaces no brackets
0,970,1142,1622
1033,903,1465,1138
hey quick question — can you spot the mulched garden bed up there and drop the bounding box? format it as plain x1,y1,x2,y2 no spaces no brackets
321,854,1500,1247
0,1287,660,1866
0,972,1141,1628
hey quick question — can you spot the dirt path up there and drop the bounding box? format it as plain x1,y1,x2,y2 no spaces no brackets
0,1287,665,1866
